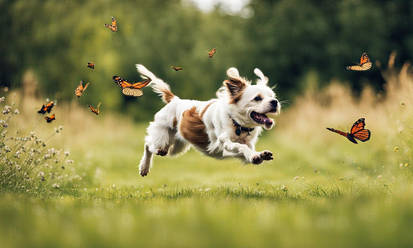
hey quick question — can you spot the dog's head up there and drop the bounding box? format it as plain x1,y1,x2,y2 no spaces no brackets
219,67,281,130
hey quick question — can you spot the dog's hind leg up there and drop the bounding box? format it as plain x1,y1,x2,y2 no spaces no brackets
139,145,153,177
139,120,171,176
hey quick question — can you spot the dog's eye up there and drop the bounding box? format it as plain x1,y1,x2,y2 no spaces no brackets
253,95,263,101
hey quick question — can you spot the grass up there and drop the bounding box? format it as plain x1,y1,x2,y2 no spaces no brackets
1,63,413,247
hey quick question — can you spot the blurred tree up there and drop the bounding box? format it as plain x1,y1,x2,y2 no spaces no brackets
247,0,413,97
1,0,412,120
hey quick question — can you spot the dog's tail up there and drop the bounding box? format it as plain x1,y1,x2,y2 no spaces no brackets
136,64,175,103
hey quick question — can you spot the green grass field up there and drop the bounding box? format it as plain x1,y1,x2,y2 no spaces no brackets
2,67,413,247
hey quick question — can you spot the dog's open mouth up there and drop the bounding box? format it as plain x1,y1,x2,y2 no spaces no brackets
250,111,273,128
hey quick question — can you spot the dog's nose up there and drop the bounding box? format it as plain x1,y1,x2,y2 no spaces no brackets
270,100,278,112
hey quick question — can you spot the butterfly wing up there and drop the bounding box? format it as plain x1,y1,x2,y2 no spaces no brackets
45,114,55,123
350,118,366,134
130,79,151,89
111,17,117,31
171,66,183,71
83,82,90,91
208,48,216,58
105,17,118,32
360,52,370,64
37,104,46,114
122,88,143,97
87,62,95,69
353,129,371,142
89,105,99,115
360,61,372,70
45,102,54,113
346,53,372,71
113,76,132,88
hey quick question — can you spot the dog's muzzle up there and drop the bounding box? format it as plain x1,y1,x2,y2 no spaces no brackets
269,100,278,113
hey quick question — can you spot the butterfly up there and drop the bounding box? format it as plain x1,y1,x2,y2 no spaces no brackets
87,62,95,69
44,114,55,123
75,81,90,98
37,101,54,114
208,48,216,58
89,102,101,115
113,76,151,97
171,66,183,71
327,118,371,144
104,16,118,32
346,52,372,71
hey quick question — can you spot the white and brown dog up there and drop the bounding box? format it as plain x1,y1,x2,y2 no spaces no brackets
136,64,280,176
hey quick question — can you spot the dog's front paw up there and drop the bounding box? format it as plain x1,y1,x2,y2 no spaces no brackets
251,153,263,165
140,168,150,177
156,148,168,156
260,150,273,161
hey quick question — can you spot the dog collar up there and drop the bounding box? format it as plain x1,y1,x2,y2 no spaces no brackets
231,117,254,136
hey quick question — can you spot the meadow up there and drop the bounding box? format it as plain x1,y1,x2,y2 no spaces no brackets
1,62,413,247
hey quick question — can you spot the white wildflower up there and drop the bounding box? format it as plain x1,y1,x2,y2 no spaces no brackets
66,159,74,164
13,109,20,115
64,151,70,157
2,105,11,115
52,183,60,189
0,96,4,103
1,120,8,128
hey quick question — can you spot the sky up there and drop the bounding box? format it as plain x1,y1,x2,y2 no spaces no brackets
189,0,250,14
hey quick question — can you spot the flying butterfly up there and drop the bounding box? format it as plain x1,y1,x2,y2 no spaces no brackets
89,102,101,115
346,52,372,71
104,16,118,32
208,48,216,58
75,81,90,98
87,62,95,70
171,66,183,71
112,76,151,97
37,101,54,114
44,114,56,123
327,118,371,144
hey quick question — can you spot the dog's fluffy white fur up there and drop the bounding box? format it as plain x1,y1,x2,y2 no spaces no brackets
136,64,281,176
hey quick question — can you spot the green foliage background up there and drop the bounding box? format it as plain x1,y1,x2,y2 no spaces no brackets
1,0,413,120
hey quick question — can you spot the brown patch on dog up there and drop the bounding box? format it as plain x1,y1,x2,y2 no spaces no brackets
200,101,215,118
225,79,246,104
180,107,209,150
162,89,175,103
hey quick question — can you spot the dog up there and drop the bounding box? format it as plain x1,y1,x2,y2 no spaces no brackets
136,64,281,176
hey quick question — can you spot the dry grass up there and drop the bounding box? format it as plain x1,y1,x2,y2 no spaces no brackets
2,58,413,247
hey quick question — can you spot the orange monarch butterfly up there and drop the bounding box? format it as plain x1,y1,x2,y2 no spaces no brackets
89,102,101,115
346,52,372,71
87,62,95,69
37,101,54,114
113,76,151,97
104,16,118,32
327,118,371,144
75,81,90,98
171,66,183,71
45,114,55,123
208,48,216,58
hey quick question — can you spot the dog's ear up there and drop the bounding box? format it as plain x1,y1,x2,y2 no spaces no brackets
225,67,246,98
254,68,269,86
